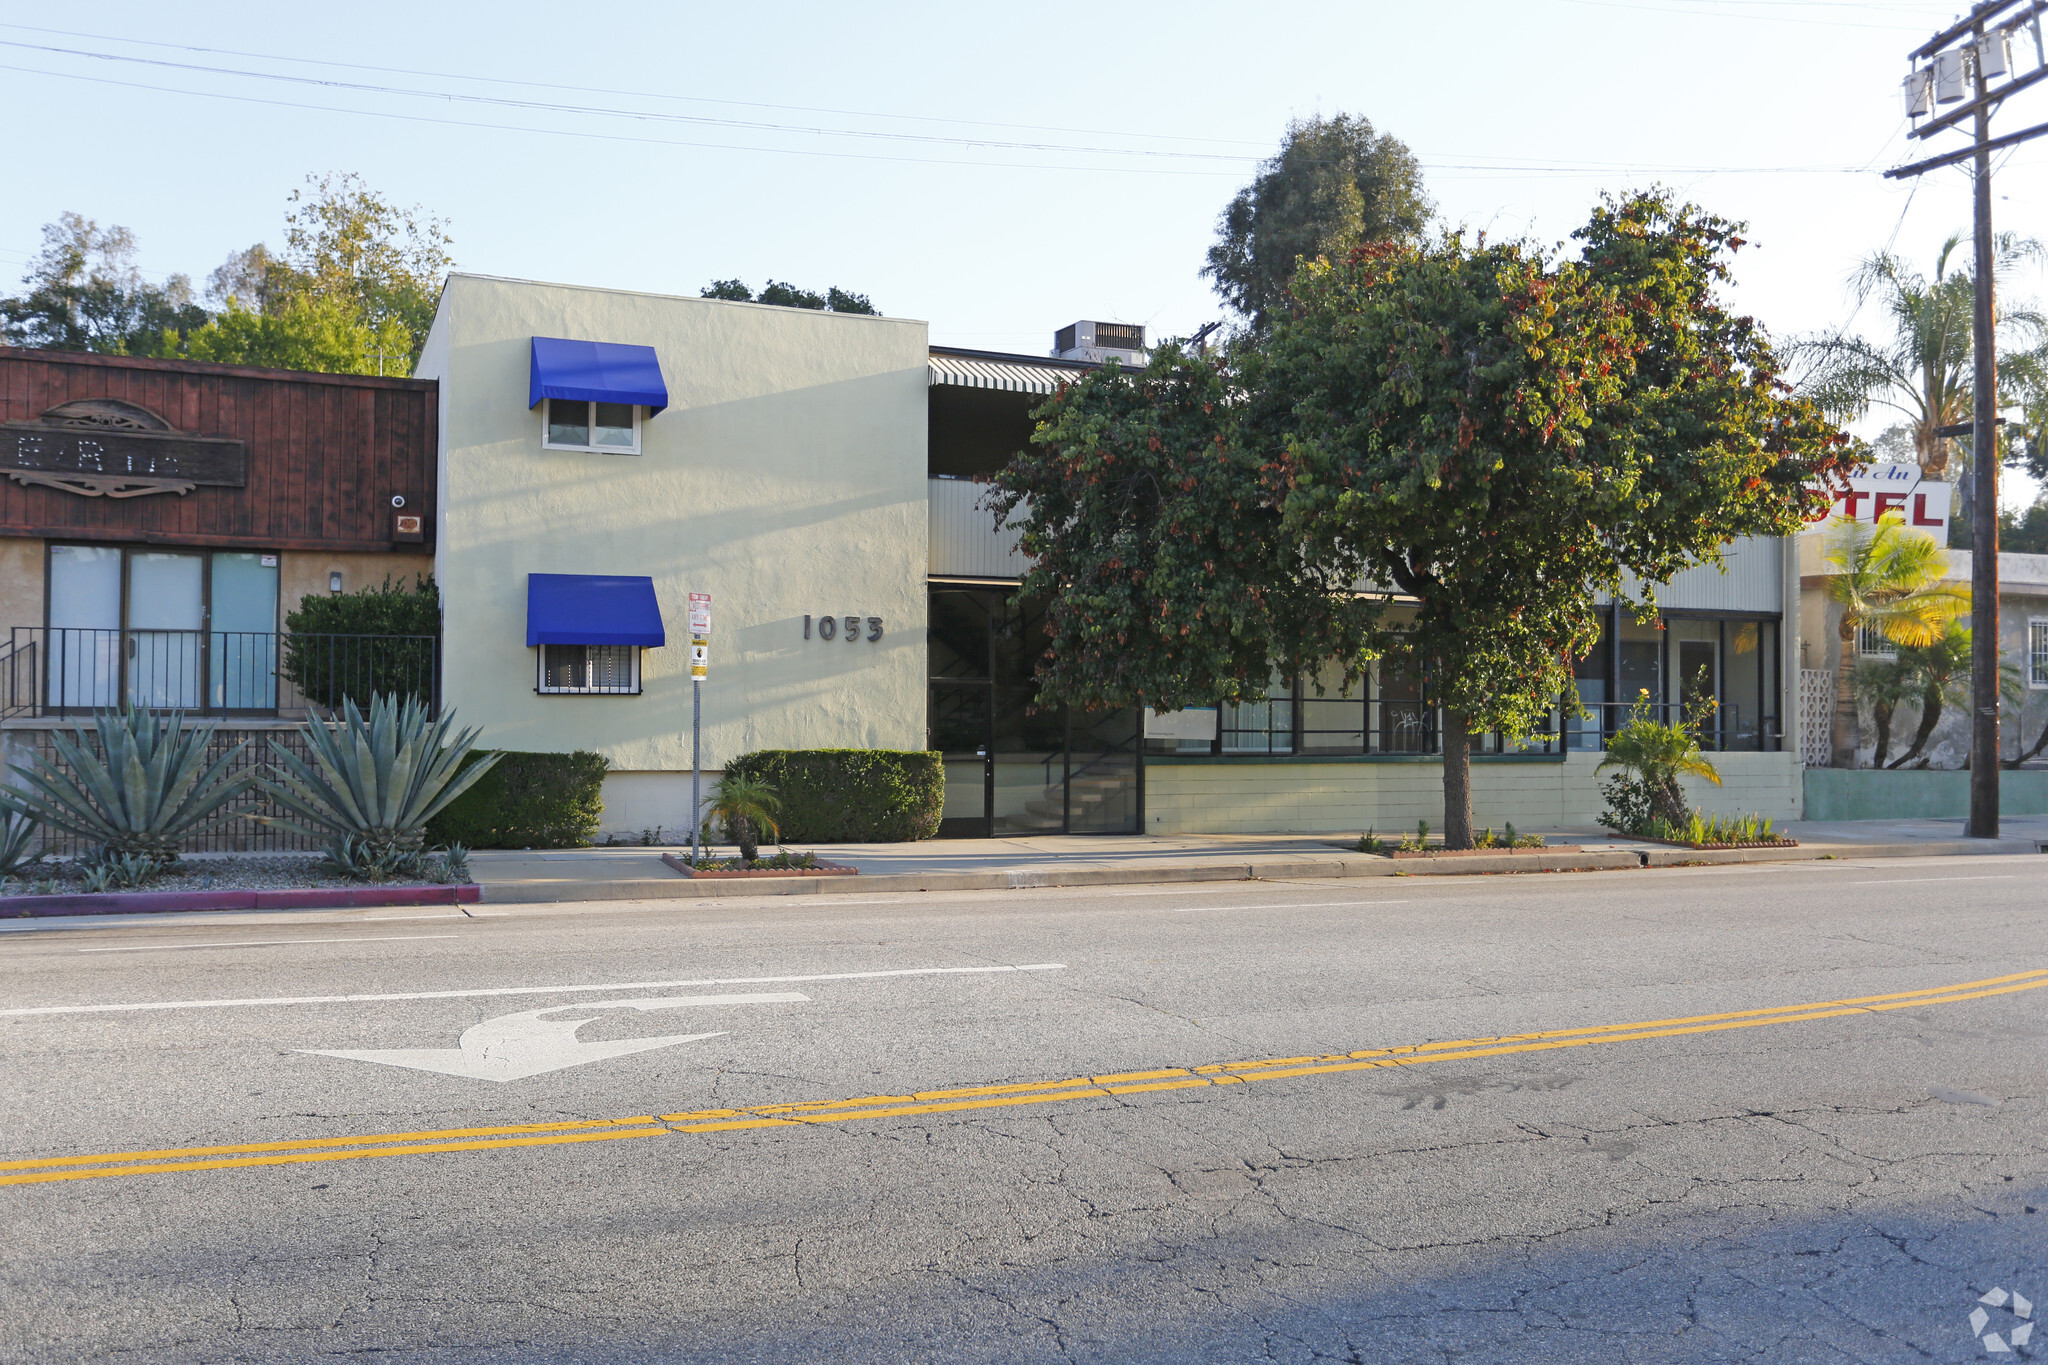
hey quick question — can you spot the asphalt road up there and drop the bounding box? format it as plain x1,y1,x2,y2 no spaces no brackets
1,855,2043,1364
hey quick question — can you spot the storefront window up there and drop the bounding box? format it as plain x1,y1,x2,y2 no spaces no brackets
43,545,280,713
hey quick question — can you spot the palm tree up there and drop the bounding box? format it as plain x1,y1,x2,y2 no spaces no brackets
1850,655,1917,769
1793,233,2045,482
702,774,781,864
1597,692,1722,828
1821,516,1970,767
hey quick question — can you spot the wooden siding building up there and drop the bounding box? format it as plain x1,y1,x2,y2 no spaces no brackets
0,347,438,728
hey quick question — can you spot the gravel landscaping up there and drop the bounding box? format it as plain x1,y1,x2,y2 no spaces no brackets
0,854,462,897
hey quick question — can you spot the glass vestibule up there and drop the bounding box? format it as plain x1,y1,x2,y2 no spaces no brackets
1580,605,1781,751
927,586,1141,837
1175,606,1782,759
40,545,279,714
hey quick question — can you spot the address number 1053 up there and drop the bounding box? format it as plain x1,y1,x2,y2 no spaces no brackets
804,614,883,643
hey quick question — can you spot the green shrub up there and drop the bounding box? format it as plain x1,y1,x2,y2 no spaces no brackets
282,574,439,710
721,750,943,843
426,750,610,849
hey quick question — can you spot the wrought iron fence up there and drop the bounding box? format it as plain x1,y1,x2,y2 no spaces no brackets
7,723,326,857
0,628,437,720
1211,694,1778,757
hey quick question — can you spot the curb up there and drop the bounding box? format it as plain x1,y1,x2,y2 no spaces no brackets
1,884,482,918
477,850,1650,903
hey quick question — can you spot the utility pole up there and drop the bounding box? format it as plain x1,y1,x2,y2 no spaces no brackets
1886,0,2048,838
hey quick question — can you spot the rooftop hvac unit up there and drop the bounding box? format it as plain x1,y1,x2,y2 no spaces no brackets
1053,320,1148,366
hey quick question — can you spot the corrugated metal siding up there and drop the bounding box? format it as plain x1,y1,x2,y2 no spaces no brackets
928,353,1085,396
1612,535,1784,612
929,478,1028,579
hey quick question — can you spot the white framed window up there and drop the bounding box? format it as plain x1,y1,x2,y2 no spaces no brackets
536,643,641,695
1856,623,1899,658
2031,618,2048,689
542,399,641,454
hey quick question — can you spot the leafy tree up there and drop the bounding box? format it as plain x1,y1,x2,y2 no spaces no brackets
825,286,877,315
2002,497,2048,554
0,213,207,354
699,278,755,302
1819,515,1969,767
1202,114,1432,336
998,190,1852,847
274,172,452,358
699,279,880,314
1793,233,2046,481
183,295,415,376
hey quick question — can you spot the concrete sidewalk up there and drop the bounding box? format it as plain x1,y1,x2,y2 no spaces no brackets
471,816,2048,904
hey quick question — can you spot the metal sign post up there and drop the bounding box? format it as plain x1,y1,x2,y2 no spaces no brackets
688,593,711,860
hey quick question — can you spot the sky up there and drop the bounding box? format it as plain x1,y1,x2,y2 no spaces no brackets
1,0,2042,505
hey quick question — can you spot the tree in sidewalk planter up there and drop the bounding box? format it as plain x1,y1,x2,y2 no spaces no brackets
1820,515,1970,768
995,190,1852,849
258,694,499,881
0,705,255,871
700,774,782,866
1596,693,1722,832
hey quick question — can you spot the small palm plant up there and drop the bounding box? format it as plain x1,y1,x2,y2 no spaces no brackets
259,694,499,869
703,774,781,864
0,705,254,867
1597,691,1722,830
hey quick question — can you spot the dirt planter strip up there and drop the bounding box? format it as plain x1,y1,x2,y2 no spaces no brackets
1387,845,1584,860
1,884,482,918
660,853,856,880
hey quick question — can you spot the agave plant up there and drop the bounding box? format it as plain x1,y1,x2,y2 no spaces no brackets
0,705,253,866
260,694,499,862
0,809,40,878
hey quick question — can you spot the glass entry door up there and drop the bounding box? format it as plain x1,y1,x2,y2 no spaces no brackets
46,545,122,709
126,552,204,709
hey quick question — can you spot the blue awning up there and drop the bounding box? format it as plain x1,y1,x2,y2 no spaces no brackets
528,337,669,414
526,574,666,647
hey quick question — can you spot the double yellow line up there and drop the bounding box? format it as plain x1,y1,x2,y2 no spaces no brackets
6,968,2042,1189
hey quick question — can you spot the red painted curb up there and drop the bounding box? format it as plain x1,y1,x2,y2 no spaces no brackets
0,884,481,918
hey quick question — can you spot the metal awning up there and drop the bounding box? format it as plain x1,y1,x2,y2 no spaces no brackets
529,337,669,414
526,574,666,647
929,349,1089,397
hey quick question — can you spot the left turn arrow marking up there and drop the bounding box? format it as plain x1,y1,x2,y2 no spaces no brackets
302,992,807,1083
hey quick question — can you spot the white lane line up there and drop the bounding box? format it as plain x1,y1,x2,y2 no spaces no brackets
1849,875,2020,885
78,935,460,954
0,962,1068,1018
1171,899,1410,914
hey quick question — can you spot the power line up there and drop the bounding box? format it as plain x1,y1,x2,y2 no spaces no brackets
0,39,1257,164
0,56,1880,181
0,20,1272,152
